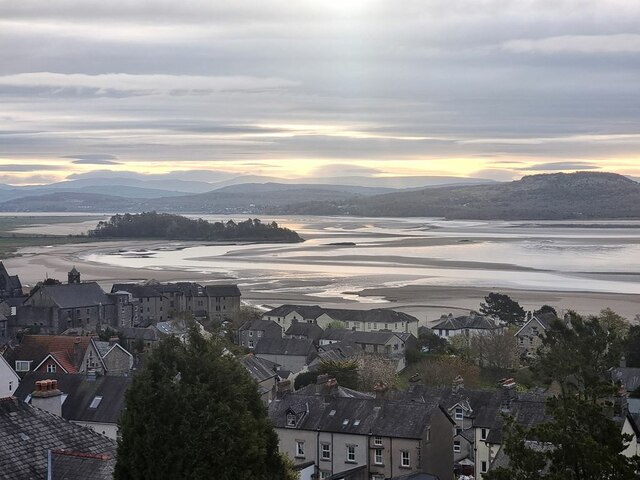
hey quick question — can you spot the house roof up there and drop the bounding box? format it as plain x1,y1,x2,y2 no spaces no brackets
0,397,115,480
269,393,439,439
285,321,324,340
254,337,316,357
6,335,91,373
239,319,282,333
321,328,401,345
389,473,440,480
50,450,114,480
111,283,164,298
204,284,241,297
295,382,375,399
240,355,280,383
121,327,159,341
431,313,499,331
262,304,419,324
514,312,560,336
29,283,111,309
14,372,131,424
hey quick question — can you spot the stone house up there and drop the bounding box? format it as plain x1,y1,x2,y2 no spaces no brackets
5,335,91,376
269,390,454,480
84,337,134,376
240,354,281,404
121,326,160,353
514,312,558,355
431,312,503,341
238,319,283,350
285,321,324,344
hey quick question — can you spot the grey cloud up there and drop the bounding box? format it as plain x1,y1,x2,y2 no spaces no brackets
524,161,599,171
62,154,120,165
0,164,65,172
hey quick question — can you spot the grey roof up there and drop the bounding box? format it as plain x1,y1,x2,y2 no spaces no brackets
111,283,164,298
263,304,418,324
285,321,324,340
31,283,111,309
309,341,361,369
263,304,327,319
432,313,499,331
485,392,548,444
295,383,375,399
240,355,280,383
121,327,159,341
0,397,115,479
254,337,316,357
204,284,241,297
15,372,131,424
50,450,114,480
239,319,282,334
321,328,400,345
92,340,112,358
532,312,558,329
269,392,439,439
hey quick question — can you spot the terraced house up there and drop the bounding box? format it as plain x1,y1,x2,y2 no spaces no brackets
263,304,419,336
269,387,454,480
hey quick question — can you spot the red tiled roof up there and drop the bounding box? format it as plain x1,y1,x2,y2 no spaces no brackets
8,335,90,372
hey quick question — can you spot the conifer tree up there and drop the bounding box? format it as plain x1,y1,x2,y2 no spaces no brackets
115,326,294,480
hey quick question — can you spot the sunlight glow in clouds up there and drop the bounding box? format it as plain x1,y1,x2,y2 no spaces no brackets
0,0,639,184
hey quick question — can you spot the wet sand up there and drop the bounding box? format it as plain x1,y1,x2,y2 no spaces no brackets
4,239,640,324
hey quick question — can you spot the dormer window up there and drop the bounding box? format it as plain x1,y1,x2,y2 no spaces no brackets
286,413,297,427
454,407,464,420
15,361,31,372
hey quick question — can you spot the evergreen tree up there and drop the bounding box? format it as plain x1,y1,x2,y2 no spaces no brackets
115,326,294,480
479,292,526,325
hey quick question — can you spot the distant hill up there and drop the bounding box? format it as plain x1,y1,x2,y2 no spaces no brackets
317,172,640,220
0,192,136,212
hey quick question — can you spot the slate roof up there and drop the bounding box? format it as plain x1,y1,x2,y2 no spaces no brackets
269,392,440,439
121,327,159,342
5,335,91,374
254,338,316,357
240,355,280,383
204,284,241,297
30,283,111,309
111,283,164,298
485,392,548,444
431,313,499,331
0,397,115,479
532,312,558,329
285,321,324,341
50,450,114,480
15,372,131,424
263,304,419,325
389,473,440,480
295,383,375,399
321,328,400,346
239,319,282,334
309,341,361,370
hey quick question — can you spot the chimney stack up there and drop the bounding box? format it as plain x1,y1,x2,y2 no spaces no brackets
276,380,292,399
620,355,627,369
499,378,517,412
452,375,464,393
31,379,62,417
373,382,389,400
109,337,119,347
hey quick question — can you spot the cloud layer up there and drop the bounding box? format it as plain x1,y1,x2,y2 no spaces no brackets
1,0,639,183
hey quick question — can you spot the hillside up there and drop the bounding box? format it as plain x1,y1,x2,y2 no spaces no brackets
324,172,640,220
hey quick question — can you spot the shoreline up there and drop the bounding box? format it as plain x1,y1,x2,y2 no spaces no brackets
4,239,640,323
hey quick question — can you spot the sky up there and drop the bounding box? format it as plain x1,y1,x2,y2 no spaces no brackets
1,0,640,185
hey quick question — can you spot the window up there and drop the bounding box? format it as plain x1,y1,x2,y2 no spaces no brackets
257,331,262,337
8,381,13,392
248,340,254,348
374,436,383,446
15,361,30,372
286,414,296,427
454,407,464,420
374,448,383,465
295,441,305,458
46,364,56,373
481,428,488,440
249,331,253,337
481,461,488,473
346,445,356,462
455,427,462,436
319,471,330,480
401,450,410,467
89,396,103,409
426,427,430,442
321,443,331,460
519,336,524,345
453,440,461,453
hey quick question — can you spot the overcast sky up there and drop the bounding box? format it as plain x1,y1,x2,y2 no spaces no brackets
1,0,639,184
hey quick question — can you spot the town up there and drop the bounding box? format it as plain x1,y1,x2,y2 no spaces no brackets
0,261,638,479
